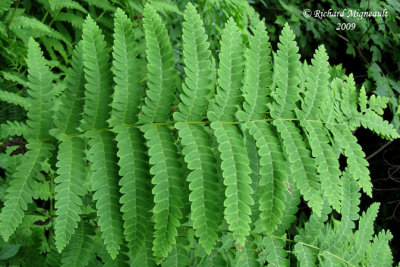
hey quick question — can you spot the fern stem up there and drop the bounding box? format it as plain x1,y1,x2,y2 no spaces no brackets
6,0,21,29
41,118,345,143
48,9,62,27
49,172,54,216
41,10,49,23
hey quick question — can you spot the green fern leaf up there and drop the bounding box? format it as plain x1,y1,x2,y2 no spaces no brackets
10,16,67,43
294,243,316,267
131,223,157,267
110,8,145,126
324,170,360,253
141,124,185,258
162,229,190,267
270,23,301,119
0,90,29,109
237,19,272,121
301,120,342,211
368,230,393,267
56,13,85,29
25,38,55,140
298,45,330,119
114,125,153,257
208,18,244,122
211,122,253,245
174,3,213,122
0,140,53,241
331,126,372,196
49,0,87,13
139,4,176,123
274,120,323,216
61,221,95,267
175,123,221,253
246,121,287,234
347,203,380,265
0,120,26,139
263,235,289,267
54,135,86,252
234,236,259,267
2,72,28,87
86,130,124,259
54,41,85,134
355,109,400,139
81,15,113,131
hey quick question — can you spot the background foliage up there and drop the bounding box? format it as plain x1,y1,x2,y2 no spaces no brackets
0,0,399,266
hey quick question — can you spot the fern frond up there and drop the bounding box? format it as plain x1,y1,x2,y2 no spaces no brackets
2,72,28,87
246,121,287,234
347,202,380,265
55,13,85,29
324,170,360,253
298,45,330,119
49,0,87,13
211,122,253,245
81,15,113,131
270,23,301,119
368,230,393,267
131,223,157,267
355,109,400,139
114,125,153,257
0,120,26,139
237,20,272,121
301,121,342,211
274,182,301,235
86,130,124,259
338,75,358,120
274,120,323,216
263,235,289,266
0,140,53,241
10,16,66,43
330,126,372,196
207,18,244,122
110,8,145,126
141,124,185,258
54,135,86,252
162,229,190,267
139,4,176,124
0,90,29,109
61,221,95,267
234,236,258,267
54,41,85,134
294,244,316,267
173,3,213,122
175,123,221,253
83,0,115,12
25,38,55,140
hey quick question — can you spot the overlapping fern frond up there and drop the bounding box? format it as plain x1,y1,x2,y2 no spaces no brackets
0,2,397,265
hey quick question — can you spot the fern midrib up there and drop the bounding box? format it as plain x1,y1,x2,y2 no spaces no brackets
38,118,345,143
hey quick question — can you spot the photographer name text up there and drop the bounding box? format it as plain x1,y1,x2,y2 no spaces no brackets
303,9,389,20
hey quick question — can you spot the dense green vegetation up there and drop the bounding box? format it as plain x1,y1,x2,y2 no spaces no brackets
0,0,399,266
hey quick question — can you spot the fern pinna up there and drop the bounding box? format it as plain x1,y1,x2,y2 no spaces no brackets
0,2,398,266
